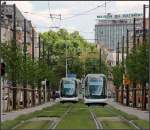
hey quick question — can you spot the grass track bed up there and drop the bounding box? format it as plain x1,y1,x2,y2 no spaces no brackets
102,120,135,129
16,120,51,129
1,102,69,129
2,102,149,129
93,107,116,117
56,103,96,129
133,119,149,129
106,105,138,120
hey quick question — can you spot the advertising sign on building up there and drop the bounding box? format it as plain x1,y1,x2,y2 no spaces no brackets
97,13,143,20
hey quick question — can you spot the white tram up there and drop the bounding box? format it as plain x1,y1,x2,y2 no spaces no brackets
83,74,107,105
59,77,80,103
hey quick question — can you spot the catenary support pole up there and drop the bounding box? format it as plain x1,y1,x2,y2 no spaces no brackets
23,18,27,108
118,41,120,65
65,41,68,77
39,36,41,61
126,29,129,57
31,27,35,106
0,0,2,119
148,1,150,129
133,17,136,108
143,4,146,44
12,4,17,110
99,47,101,73
133,18,136,49
32,28,34,62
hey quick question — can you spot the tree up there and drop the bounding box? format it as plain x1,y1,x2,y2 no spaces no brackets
126,43,148,109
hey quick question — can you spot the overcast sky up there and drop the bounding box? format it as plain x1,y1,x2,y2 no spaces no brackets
5,1,149,42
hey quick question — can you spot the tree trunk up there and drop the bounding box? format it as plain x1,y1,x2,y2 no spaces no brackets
133,82,136,108
38,88,41,104
115,87,118,102
32,86,35,106
47,89,50,102
142,82,146,110
121,86,124,104
37,80,41,104
126,85,129,106
12,87,17,110
23,84,27,108
43,86,45,103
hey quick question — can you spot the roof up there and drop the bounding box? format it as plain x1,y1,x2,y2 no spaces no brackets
61,77,75,81
86,74,106,78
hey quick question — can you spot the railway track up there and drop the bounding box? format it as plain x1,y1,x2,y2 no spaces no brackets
11,103,73,130
50,104,73,129
89,106,103,129
105,106,140,129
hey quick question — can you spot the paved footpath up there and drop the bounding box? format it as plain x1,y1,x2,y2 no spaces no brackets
1,99,59,122
107,98,149,121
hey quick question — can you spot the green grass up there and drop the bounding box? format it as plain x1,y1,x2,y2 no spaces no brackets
106,105,138,120
1,110,41,129
36,110,65,117
93,106,116,117
1,102,70,129
134,119,149,129
2,102,149,129
56,103,96,129
102,120,135,129
16,120,51,129
37,103,71,117
92,105,140,129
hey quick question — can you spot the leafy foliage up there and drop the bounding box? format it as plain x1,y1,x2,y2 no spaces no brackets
112,65,123,88
112,43,148,88
1,28,108,89
126,43,148,84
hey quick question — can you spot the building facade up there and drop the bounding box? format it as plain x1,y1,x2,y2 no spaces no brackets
1,3,39,58
95,13,147,52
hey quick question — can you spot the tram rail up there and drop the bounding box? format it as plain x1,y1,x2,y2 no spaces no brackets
104,106,140,129
50,104,73,129
89,106,103,129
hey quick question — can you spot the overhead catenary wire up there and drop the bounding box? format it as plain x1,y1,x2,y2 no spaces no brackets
61,1,112,20
23,1,112,21
48,1,58,29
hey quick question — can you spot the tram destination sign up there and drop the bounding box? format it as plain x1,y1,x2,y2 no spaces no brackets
97,13,143,20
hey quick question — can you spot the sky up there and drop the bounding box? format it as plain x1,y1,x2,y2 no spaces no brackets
5,1,149,42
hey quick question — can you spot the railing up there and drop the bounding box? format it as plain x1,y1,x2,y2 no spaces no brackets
116,87,149,110
2,86,51,112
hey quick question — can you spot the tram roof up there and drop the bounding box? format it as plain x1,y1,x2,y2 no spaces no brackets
61,77,76,81
85,74,106,78
60,77,81,82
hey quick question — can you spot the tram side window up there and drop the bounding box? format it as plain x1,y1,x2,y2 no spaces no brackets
85,78,88,86
61,81,63,96
102,78,107,97
101,78,106,97
75,80,77,96
85,78,88,97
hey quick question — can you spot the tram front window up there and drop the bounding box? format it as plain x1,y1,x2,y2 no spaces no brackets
61,80,76,97
86,77,105,99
